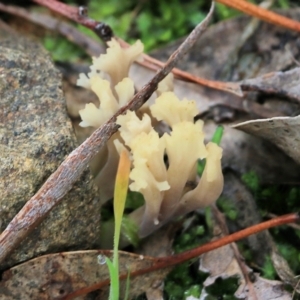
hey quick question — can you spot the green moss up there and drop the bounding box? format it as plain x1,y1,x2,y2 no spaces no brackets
134,0,207,51
277,0,290,8
241,170,260,194
163,214,208,299
66,0,209,52
184,285,201,298
124,191,144,211
43,35,87,62
215,3,241,21
173,213,208,254
164,263,207,300
45,0,295,62
217,196,238,220
205,277,239,299
261,255,276,280
277,242,300,274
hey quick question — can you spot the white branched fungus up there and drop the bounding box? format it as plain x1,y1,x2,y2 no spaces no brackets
116,111,153,146
129,131,169,228
79,77,135,128
117,91,223,237
159,121,207,221
116,111,169,232
75,39,143,204
75,38,223,238
177,142,223,216
92,39,144,87
150,91,198,126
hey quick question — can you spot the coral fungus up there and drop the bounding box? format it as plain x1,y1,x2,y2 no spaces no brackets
75,39,143,203
75,38,223,238
117,92,223,237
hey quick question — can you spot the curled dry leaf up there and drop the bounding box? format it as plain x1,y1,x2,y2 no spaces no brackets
199,208,292,300
199,244,291,300
0,250,170,300
204,122,300,184
233,115,300,165
240,67,300,102
237,277,292,300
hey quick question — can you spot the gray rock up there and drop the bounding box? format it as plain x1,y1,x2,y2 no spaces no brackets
0,29,101,270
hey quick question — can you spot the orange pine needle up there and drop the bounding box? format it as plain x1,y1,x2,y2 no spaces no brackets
216,0,300,32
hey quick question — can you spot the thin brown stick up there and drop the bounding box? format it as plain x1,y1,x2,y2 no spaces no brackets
31,0,113,41
31,0,90,26
64,212,299,299
216,0,300,33
122,38,243,96
0,2,215,265
267,212,300,231
163,212,299,267
0,2,105,56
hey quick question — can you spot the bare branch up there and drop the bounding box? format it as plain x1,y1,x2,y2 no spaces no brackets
0,2,105,56
31,0,114,41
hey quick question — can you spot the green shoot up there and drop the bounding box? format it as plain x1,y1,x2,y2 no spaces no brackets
211,125,224,146
197,125,224,175
106,150,131,300
124,270,131,300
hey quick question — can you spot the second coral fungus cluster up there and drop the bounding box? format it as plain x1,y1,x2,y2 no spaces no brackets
75,38,223,239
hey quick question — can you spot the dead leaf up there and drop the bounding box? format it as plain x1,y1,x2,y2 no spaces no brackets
200,244,291,300
204,122,300,184
198,206,292,300
200,242,245,286
270,240,299,290
237,276,292,300
241,68,300,102
233,115,300,165
0,250,170,300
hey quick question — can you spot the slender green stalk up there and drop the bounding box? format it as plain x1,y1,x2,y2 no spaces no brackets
107,150,131,300
124,271,131,300
198,125,224,175
211,125,224,146
106,258,119,300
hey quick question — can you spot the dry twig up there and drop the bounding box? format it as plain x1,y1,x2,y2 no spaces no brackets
217,0,300,32
0,2,105,56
